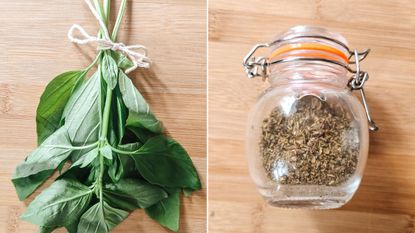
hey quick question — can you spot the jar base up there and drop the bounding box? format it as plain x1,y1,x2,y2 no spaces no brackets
257,182,359,209
265,198,345,209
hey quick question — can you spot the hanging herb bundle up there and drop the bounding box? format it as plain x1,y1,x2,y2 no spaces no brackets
11,0,201,232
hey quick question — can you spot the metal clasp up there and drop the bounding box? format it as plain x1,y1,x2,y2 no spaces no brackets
348,50,378,131
242,44,269,79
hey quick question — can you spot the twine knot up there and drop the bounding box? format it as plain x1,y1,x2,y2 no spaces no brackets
67,0,150,73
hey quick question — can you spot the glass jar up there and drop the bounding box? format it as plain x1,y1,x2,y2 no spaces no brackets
243,25,378,209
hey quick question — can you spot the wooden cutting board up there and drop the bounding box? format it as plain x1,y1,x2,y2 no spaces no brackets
209,0,415,232
0,1,206,232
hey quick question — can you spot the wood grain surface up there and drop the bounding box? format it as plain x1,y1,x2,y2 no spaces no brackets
209,0,415,232
0,1,206,233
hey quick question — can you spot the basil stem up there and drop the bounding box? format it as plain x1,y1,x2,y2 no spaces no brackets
84,52,102,72
94,0,114,204
111,0,127,41
109,144,139,155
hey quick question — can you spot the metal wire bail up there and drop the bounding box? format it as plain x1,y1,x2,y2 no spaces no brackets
348,50,379,131
242,44,270,79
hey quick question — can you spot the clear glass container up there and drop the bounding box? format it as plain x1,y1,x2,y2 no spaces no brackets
244,26,376,209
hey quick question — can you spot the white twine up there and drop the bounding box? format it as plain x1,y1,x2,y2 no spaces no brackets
68,0,151,73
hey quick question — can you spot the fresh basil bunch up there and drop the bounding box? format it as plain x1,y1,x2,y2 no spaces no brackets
11,0,201,232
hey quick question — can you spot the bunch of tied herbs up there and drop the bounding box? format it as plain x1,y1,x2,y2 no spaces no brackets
11,0,201,232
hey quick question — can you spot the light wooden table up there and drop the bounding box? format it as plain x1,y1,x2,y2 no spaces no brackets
209,0,415,232
0,1,206,233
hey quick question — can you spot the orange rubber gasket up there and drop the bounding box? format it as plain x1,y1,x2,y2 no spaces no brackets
268,43,349,65
276,52,347,64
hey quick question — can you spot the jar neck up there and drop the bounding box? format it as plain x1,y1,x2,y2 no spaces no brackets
268,61,349,90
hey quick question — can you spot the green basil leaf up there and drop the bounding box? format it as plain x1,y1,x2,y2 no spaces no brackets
111,51,134,70
77,201,129,233
71,147,98,168
103,178,167,211
108,142,142,182
57,165,91,186
12,171,52,201
57,160,66,174
118,155,138,179
21,179,92,227
118,71,163,133
183,188,194,197
63,72,101,161
127,126,157,144
108,118,119,147
36,70,86,145
118,142,142,151
145,189,180,232
108,154,123,183
65,220,79,233
113,142,142,179
132,135,201,190
38,226,57,233
12,127,73,200
120,128,140,144
87,166,100,184
101,54,118,89
114,87,127,144
100,145,113,160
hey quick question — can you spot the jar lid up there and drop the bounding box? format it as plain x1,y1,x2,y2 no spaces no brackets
268,25,352,67
268,42,350,65
243,25,370,79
